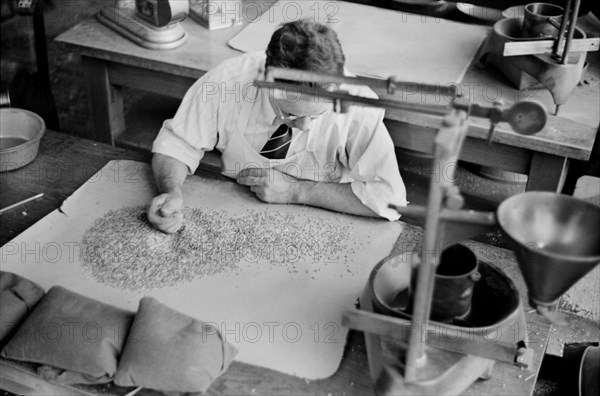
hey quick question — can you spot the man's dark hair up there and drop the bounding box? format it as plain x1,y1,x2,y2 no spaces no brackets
265,19,345,75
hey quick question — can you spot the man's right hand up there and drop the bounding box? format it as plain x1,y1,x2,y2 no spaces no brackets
148,191,183,234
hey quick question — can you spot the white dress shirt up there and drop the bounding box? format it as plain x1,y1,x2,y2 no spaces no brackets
152,52,407,220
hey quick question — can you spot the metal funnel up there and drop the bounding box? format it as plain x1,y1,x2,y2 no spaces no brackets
497,192,600,308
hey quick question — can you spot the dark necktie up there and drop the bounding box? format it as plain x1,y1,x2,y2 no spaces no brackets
260,124,292,159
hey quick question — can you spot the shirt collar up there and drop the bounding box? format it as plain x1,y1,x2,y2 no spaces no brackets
271,116,298,131
272,116,286,127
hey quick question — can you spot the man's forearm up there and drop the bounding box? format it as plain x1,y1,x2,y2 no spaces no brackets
152,153,189,194
293,180,379,218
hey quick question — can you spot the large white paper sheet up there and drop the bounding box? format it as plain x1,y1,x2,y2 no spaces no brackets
228,0,489,84
0,160,403,379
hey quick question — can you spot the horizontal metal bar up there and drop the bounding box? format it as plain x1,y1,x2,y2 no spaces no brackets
342,309,521,366
388,204,497,226
253,80,452,117
266,67,458,98
503,38,600,56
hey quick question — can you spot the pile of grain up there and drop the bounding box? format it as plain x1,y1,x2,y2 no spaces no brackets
80,206,352,290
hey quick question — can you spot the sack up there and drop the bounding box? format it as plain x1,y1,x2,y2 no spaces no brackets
114,297,238,393
0,271,45,346
1,286,134,384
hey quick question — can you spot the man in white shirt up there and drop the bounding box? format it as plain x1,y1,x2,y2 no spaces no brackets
148,19,407,233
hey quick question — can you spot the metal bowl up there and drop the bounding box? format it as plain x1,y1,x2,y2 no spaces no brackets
493,17,586,42
0,108,46,172
368,251,523,328
497,192,600,307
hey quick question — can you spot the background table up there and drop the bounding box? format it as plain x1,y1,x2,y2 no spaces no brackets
0,131,551,395
54,2,599,194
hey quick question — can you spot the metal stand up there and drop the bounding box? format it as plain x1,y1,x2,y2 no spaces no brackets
404,110,469,381
252,66,564,395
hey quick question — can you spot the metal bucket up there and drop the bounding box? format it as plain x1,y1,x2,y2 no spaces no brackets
0,108,46,172
522,3,564,38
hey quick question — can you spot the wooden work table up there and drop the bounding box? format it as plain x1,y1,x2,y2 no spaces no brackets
54,1,599,194
0,131,551,395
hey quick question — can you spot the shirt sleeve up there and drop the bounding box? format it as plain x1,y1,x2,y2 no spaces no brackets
345,106,408,221
152,73,220,174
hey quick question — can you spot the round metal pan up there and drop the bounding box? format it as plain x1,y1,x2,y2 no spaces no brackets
0,108,46,172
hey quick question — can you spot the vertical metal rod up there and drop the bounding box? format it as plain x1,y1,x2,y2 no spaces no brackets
553,0,572,58
403,156,444,382
404,111,470,382
562,0,581,64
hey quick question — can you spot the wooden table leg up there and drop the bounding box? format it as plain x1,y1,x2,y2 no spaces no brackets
82,56,125,145
526,152,570,192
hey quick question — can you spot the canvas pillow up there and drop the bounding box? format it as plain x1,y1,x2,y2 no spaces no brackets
0,271,45,346
1,286,134,384
114,296,238,393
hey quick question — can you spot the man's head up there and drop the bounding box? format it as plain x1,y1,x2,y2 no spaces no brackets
266,19,345,75
265,19,345,131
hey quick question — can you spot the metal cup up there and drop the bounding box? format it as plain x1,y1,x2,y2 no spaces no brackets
410,244,481,323
521,3,564,38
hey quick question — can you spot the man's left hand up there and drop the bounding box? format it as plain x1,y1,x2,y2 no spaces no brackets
237,168,299,204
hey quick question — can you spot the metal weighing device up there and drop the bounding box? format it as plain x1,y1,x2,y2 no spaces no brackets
97,0,189,50
254,67,600,395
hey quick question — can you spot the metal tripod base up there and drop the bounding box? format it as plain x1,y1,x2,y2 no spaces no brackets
97,6,188,50
359,268,494,395
357,254,531,395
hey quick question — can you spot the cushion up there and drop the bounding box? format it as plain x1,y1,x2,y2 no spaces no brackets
114,296,238,393
0,271,45,346
0,286,134,384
